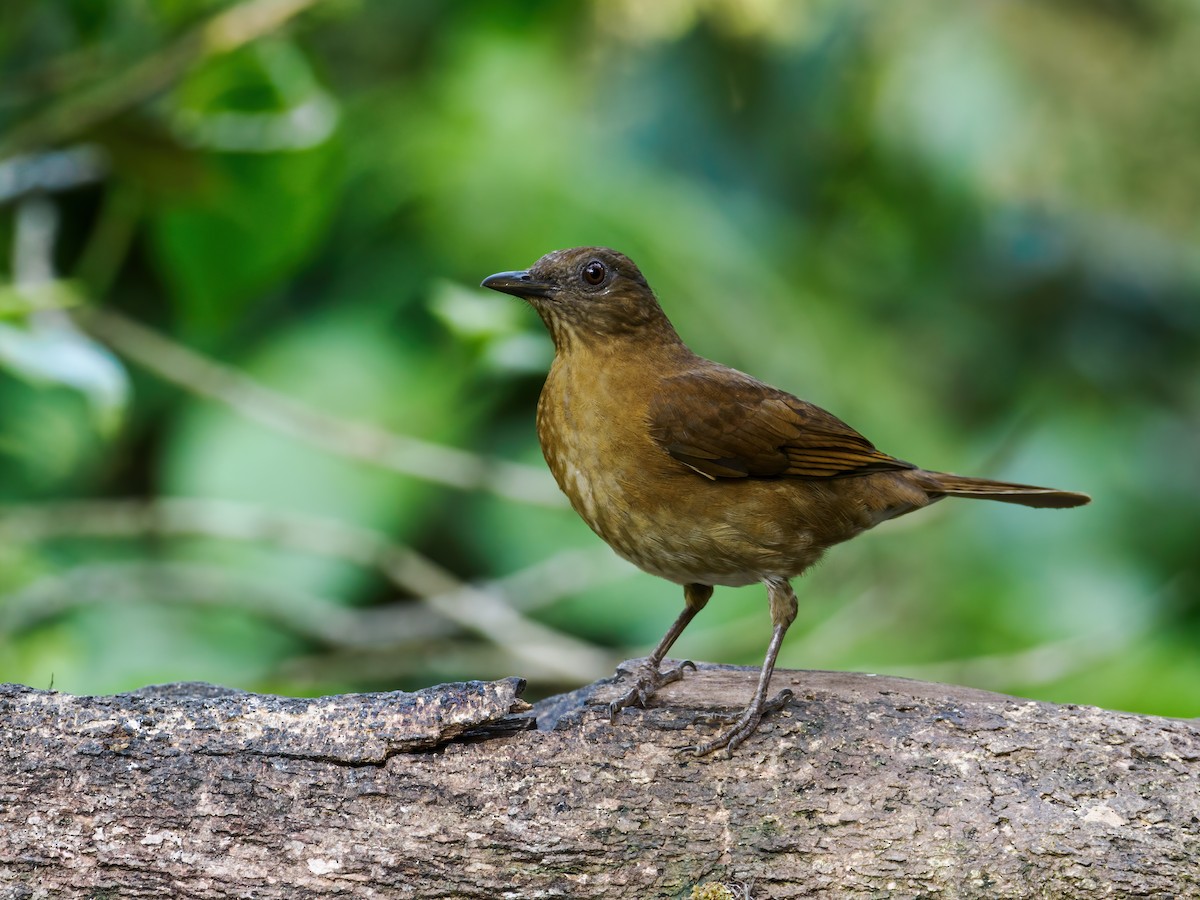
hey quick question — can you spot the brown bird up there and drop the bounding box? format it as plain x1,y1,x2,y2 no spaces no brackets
482,247,1090,756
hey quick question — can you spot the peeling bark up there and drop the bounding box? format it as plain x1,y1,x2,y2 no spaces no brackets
1,663,1197,898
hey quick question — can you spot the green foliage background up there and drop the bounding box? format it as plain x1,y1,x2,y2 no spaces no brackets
1,0,1197,714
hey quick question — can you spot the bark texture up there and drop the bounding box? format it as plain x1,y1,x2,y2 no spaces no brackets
1,663,1198,899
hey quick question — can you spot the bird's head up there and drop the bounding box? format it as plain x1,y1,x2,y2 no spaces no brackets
481,247,678,350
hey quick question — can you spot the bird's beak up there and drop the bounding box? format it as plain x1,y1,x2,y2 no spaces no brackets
481,269,553,299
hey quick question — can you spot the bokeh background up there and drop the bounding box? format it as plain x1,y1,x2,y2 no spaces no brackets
1,0,1197,716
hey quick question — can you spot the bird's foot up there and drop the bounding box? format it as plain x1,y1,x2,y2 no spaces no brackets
608,658,697,721
689,688,794,758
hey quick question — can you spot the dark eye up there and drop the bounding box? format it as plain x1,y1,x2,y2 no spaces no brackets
582,260,607,286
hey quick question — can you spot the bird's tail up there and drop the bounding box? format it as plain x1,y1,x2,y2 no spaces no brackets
916,471,1091,509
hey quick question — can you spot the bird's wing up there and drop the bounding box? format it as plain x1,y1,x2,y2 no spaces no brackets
647,368,915,480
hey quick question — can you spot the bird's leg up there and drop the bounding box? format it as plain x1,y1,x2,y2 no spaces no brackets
691,576,797,757
609,582,712,720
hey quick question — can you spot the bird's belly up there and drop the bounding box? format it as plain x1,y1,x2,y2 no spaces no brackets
599,486,830,587
544,436,832,586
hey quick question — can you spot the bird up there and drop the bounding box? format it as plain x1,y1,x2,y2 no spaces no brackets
482,247,1090,756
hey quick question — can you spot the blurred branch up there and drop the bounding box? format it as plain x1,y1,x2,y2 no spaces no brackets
76,182,144,298
76,307,566,507
12,196,58,287
0,560,360,642
273,640,567,687
0,547,632,648
0,498,615,682
494,546,636,612
0,146,108,207
888,630,1140,689
0,0,328,157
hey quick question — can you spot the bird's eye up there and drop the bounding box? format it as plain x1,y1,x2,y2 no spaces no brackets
582,260,607,286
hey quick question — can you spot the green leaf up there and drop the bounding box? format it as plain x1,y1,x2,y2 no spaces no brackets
149,148,340,334
147,42,341,335
0,311,129,435
160,310,477,599
0,280,84,319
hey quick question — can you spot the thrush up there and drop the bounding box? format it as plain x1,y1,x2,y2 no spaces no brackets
482,247,1090,756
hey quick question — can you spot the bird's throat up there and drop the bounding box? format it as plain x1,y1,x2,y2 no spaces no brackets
535,305,683,356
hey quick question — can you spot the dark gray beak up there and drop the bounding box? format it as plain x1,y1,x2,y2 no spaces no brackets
481,269,553,299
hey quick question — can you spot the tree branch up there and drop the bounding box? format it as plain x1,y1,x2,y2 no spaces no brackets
2,665,1196,898
76,307,565,507
0,498,619,682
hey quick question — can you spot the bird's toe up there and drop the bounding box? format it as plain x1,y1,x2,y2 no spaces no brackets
689,688,794,757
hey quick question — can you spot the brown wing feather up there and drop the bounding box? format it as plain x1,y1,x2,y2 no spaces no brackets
648,367,914,480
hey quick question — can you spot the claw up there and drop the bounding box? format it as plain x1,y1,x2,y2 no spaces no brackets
608,658,696,722
689,688,794,757
764,687,794,713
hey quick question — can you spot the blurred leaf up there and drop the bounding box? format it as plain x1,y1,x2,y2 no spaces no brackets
428,279,554,374
0,377,111,493
876,14,1031,189
0,312,129,435
149,147,340,334
160,309,477,599
0,280,83,318
148,42,341,334
1,0,1196,709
